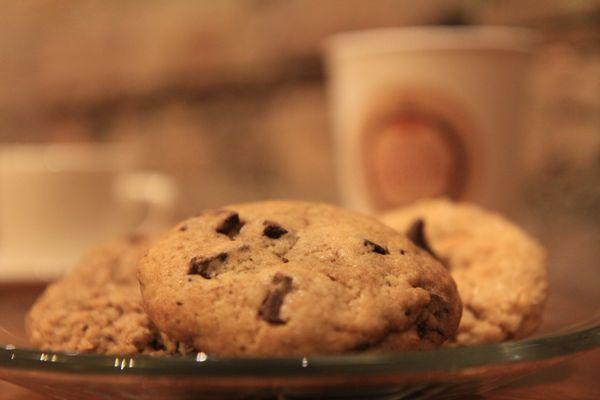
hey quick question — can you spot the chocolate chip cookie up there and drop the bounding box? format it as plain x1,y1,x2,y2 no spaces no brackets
137,200,462,356
27,236,188,355
381,198,548,346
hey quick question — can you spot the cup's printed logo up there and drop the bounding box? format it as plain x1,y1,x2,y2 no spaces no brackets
362,95,471,211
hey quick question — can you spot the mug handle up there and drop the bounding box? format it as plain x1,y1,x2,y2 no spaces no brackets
112,172,178,233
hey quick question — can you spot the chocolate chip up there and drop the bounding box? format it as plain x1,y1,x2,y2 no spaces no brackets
416,321,429,339
281,257,289,263
263,221,288,239
258,273,293,324
149,336,166,351
404,309,412,317
176,301,183,306
363,239,389,255
188,253,228,279
429,293,450,320
178,225,188,232
216,212,245,239
399,249,406,255
406,219,439,260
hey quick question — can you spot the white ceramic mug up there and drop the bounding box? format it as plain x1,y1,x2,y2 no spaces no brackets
0,143,178,281
325,26,537,214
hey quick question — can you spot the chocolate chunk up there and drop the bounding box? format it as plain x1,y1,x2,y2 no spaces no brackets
363,239,389,255
188,253,228,279
263,221,288,239
258,273,293,324
416,321,429,339
428,293,450,320
406,219,439,261
273,272,292,285
149,336,166,351
216,212,244,239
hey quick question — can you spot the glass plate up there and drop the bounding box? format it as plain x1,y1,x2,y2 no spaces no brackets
1,213,598,400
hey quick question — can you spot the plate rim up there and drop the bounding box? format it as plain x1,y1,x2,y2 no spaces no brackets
1,320,598,378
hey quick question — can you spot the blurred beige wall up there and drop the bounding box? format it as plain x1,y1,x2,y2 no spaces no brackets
0,0,598,219
0,0,463,215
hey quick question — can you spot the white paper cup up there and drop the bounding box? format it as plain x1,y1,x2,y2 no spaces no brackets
325,26,538,213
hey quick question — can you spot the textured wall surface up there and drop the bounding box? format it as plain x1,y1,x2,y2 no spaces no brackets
0,1,597,220
0,0,462,215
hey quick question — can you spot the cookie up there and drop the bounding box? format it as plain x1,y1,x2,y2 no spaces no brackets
26,236,188,355
380,198,548,346
137,200,462,356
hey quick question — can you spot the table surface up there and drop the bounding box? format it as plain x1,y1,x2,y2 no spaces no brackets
1,348,599,400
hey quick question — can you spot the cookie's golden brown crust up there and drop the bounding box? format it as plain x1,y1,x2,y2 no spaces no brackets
381,198,548,346
138,201,462,356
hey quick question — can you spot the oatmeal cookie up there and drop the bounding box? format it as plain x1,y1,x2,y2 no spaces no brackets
27,236,187,355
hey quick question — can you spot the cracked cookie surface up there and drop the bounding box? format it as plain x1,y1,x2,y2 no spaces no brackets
27,236,187,355
137,200,462,356
380,198,548,346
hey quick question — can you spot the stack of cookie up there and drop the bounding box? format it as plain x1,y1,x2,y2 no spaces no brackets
27,200,547,356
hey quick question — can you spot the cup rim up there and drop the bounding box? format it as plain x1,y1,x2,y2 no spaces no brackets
324,26,540,60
